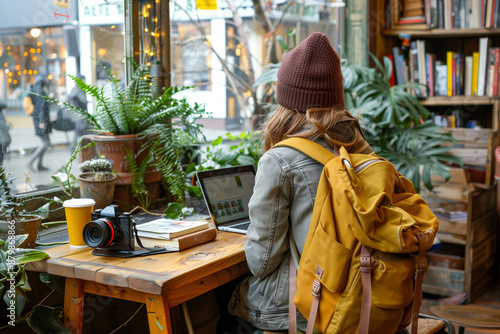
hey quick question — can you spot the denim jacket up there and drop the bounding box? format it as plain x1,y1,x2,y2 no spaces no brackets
228,141,332,331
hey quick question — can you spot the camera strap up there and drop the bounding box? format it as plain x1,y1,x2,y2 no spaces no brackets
132,220,177,256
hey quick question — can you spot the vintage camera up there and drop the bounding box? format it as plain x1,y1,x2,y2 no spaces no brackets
82,205,135,254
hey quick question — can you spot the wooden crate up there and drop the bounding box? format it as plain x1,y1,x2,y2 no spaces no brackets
442,128,498,186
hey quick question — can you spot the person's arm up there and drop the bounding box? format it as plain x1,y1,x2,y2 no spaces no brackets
245,152,291,278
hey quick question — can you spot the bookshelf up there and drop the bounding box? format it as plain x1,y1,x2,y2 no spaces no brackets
372,0,499,301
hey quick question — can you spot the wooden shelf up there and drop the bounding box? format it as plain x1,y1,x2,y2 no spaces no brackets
420,96,497,106
383,28,500,38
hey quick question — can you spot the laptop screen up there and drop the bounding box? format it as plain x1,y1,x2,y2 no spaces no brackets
196,165,255,225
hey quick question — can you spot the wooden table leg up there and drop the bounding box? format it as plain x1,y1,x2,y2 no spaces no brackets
64,277,84,334
145,294,172,334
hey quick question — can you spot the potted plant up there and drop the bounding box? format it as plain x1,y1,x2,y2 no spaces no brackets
78,159,116,210
37,62,206,209
0,167,42,249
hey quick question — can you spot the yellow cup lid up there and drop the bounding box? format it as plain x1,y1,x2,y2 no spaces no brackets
63,198,96,208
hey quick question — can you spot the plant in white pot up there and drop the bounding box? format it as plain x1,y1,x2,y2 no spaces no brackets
0,167,42,249
35,61,206,210
78,159,116,210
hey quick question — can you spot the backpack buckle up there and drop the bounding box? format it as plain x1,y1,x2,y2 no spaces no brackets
416,258,428,271
312,278,322,297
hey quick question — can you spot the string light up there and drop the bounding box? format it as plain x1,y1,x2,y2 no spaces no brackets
147,62,151,66
33,70,37,74
8,72,12,77
37,48,41,53
37,41,41,47
48,74,53,80
24,51,28,56
7,78,11,83
32,56,37,61
3,63,7,67
6,46,11,50
23,70,27,74
17,71,21,75
145,28,149,32
13,80,17,84
28,70,32,75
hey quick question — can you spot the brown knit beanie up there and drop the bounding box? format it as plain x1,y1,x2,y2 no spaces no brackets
277,32,345,113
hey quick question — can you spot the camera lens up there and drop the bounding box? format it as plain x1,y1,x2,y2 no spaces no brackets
82,218,120,248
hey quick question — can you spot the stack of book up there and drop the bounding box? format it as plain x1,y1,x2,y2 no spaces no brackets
391,37,500,99
136,219,217,251
389,0,500,30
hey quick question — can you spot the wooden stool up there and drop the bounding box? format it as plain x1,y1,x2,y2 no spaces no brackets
430,304,500,334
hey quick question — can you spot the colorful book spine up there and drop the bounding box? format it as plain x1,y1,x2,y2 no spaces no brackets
493,48,500,96
472,52,479,95
447,51,456,96
477,37,489,96
464,55,473,96
388,54,396,87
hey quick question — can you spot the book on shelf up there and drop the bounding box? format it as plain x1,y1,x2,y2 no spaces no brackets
443,0,451,29
486,0,494,28
392,46,406,85
435,61,448,96
410,41,420,95
437,0,445,28
477,37,489,96
486,48,496,97
472,52,479,95
446,51,456,96
138,227,217,251
464,55,473,96
136,219,210,239
387,54,397,86
417,40,428,97
454,53,464,96
426,53,436,96
398,16,426,24
427,0,439,28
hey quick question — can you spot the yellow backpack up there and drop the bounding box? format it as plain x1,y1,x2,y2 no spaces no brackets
276,138,439,334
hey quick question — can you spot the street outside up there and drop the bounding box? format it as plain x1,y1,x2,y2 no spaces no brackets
2,110,233,194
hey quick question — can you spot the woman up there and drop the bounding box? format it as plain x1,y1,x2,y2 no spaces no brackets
0,102,11,166
226,32,373,332
28,74,52,172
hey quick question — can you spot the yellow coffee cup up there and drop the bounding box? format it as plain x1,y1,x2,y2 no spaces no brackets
63,198,96,248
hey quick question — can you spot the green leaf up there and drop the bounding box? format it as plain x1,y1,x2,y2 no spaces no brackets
164,202,185,219
12,249,49,265
26,305,71,334
39,273,65,294
186,186,202,198
3,291,27,318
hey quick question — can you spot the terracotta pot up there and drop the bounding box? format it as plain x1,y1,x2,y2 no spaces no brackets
79,173,117,210
0,215,42,248
92,134,161,186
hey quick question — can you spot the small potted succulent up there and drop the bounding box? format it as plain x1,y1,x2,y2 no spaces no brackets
78,159,116,209
0,167,42,248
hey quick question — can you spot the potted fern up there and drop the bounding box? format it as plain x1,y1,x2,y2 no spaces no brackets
78,159,116,210
37,62,206,209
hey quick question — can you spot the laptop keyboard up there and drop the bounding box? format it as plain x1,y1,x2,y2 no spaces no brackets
231,222,250,231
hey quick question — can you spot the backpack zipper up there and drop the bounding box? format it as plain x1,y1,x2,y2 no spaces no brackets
352,158,386,173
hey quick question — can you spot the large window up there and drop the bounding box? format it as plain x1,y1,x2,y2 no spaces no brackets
0,0,124,193
170,0,346,129
0,0,352,193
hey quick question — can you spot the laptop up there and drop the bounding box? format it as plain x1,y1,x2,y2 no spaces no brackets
196,165,256,234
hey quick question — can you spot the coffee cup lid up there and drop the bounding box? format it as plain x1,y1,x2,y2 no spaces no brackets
63,198,96,208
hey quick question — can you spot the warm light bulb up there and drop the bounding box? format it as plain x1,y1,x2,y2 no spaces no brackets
8,72,12,77
24,52,28,56
149,52,153,56
23,70,27,74
7,78,11,83
32,56,37,61
30,28,41,38
3,63,7,67
17,71,21,75
111,25,116,29
6,46,10,50
151,32,155,36
147,4,151,8
145,28,149,32
48,74,53,80
33,70,37,74
147,62,151,66
37,48,41,53
28,70,32,75
37,41,41,47
13,80,17,84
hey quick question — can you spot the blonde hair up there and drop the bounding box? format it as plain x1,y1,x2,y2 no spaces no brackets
262,105,370,153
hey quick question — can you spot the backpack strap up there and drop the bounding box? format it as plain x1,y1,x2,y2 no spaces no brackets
274,138,336,165
359,245,373,334
411,232,428,334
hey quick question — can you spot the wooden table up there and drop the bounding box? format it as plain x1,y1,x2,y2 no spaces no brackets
430,305,500,334
27,231,249,334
